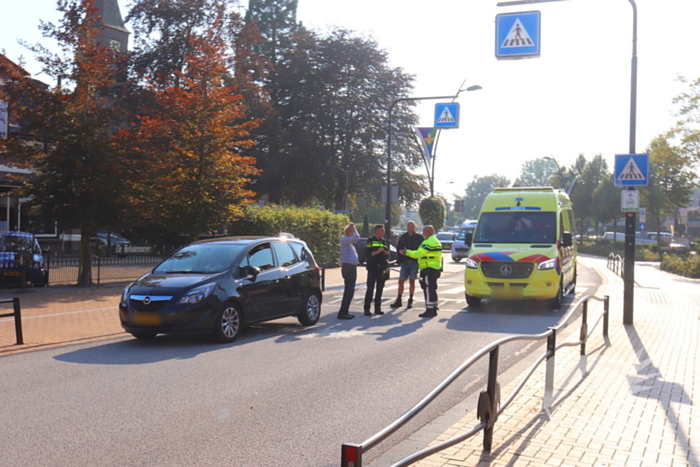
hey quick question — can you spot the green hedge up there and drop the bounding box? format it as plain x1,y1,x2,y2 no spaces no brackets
661,253,700,278
228,205,349,267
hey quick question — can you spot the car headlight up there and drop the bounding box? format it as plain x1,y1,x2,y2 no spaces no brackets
178,283,216,305
538,258,558,270
465,258,479,269
121,284,132,304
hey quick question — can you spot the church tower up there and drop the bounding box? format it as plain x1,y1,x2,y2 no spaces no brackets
93,0,130,53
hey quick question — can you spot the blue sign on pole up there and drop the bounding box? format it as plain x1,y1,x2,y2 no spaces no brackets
495,11,541,59
434,103,460,129
614,154,649,187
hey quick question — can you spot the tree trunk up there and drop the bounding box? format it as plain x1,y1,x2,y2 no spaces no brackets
78,231,93,286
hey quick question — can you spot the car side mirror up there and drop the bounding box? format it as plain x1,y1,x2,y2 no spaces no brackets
562,232,573,248
241,265,261,281
465,232,473,246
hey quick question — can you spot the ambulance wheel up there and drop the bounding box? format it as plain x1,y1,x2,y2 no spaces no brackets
549,280,563,309
466,293,481,307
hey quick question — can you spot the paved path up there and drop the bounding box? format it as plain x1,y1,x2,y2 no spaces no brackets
382,256,700,467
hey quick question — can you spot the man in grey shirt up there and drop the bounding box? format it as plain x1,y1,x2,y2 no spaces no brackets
338,222,360,319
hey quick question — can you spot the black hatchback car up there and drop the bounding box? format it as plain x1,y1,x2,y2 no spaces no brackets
119,236,323,343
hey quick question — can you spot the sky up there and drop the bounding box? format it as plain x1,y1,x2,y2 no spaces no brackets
3,0,700,201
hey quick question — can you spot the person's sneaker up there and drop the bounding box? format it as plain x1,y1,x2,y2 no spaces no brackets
390,298,402,308
374,309,384,315
407,297,413,309
364,309,372,316
337,313,355,320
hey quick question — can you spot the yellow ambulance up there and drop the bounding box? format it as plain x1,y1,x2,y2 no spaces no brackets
463,187,577,308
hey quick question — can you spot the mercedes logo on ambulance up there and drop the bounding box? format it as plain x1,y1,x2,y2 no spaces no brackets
500,264,513,276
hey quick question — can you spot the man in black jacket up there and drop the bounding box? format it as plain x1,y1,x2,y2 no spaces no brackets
364,224,390,316
390,220,424,309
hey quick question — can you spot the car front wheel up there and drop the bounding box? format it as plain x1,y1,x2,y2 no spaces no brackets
465,293,481,307
549,280,564,309
213,303,242,343
298,291,321,325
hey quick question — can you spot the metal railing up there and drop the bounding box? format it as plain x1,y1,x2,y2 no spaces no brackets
341,294,610,467
45,255,166,286
607,252,624,277
0,297,23,345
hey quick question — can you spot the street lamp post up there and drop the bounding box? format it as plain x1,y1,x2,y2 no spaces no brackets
385,85,481,243
543,156,566,189
338,167,349,214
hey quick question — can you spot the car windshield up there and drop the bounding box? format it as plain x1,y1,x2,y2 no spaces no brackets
153,244,246,274
437,233,454,241
456,228,475,241
0,234,35,252
474,211,556,244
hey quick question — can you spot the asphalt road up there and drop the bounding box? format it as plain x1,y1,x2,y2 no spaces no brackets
0,259,602,467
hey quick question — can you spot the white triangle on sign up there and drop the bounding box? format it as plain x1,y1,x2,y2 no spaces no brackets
501,18,534,48
618,158,645,180
437,107,455,123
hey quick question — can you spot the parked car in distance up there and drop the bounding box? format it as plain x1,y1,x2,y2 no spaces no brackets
0,231,49,287
436,231,456,251
119,235,323,343
354,238,398,264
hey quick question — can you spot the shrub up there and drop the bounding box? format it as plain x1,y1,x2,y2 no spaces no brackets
661,253,700,278
229,205,349,267
419,197,446,232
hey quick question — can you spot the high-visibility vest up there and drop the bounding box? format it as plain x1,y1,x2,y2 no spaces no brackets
405,235,442,270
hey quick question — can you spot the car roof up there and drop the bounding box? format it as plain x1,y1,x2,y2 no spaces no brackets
192,236,304,245
0,231,36,239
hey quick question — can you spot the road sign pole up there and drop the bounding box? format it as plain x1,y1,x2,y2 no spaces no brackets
623,208,635,324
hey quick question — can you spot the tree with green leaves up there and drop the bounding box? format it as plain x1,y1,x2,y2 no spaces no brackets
670,75,700,163
0,0,133,285
514,158,558,187
461,174,511,218
568,154,609,236
641,136,697,256
419,196,445,232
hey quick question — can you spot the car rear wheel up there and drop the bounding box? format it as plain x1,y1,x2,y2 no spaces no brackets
465,293,481,307
213,303,242,343
298,290,321,325
131,332,157,340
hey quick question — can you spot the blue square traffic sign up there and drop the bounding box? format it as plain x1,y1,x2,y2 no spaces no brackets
615,154,649,187
495,11,541,59
434,103,460,129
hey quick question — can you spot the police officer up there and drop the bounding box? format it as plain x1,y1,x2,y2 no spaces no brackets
400,225,442,318
364,224,390,316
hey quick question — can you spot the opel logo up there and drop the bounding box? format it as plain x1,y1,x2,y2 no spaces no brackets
143,296,151,305
500,265,513,276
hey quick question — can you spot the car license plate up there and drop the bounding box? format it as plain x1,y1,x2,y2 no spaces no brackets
3,271,23,277
130,313,162,326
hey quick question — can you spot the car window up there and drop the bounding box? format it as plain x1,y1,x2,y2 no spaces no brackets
0,234,36,252
248,243,275,271
154,244,245,274
272,241,298,268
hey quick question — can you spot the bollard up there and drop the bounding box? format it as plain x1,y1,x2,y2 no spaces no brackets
13,297,23,345
544,328,556,410
580,299,588,355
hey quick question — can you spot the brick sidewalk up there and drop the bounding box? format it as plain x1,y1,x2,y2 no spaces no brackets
408,258,700,467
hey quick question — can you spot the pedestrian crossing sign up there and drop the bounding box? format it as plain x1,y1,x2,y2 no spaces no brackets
615,154,649,186
434,103,460,129
496,11,541,60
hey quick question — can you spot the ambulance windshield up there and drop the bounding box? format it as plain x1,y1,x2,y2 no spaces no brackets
474,211,556,244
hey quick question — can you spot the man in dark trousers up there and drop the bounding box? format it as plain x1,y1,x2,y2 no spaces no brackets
400,225,442,318
390,220,423,309
364,224,390,316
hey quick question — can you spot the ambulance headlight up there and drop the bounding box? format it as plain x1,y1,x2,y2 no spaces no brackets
465,258,479,269
538,259,557,270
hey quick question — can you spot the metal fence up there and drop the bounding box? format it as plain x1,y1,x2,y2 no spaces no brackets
341,294,611,467
607,252,625,277
46,255,166,286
